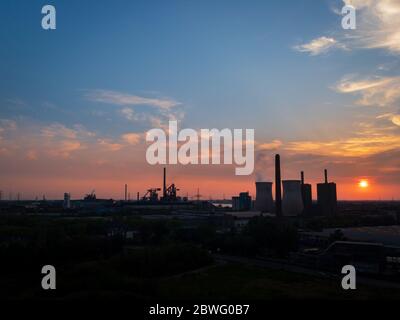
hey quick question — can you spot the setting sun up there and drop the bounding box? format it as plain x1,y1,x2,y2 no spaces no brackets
359,179,369,189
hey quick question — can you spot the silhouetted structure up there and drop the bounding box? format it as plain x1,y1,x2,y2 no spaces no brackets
301,171,313,213
163,167,167,199
161,167,180,202
317,169,337,215
275,154,282,217
124,184,128,201
142,188,160,202
232,192,252,211
63,192,71,209
255,182,274,212
84,190,96,201
282,180,303,216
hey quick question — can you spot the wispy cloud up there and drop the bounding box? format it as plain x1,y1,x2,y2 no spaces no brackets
85,89,181,110
120,107,138,121
86,89,185,128
97,139,123,152
285,135,400,157
49,140,85,158
377,113,400,126
254,117,400,161
297,1,400,57
343,0,400,54
293,36,345,55
334,75,400,106
121,133,141,145
0,119,17,132
257,140,283,150
41,123,78,139
41,123,95,139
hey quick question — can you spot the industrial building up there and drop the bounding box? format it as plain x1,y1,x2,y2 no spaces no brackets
232,192,252,211
63,192,71,209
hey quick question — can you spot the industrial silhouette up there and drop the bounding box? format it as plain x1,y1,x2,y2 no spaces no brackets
252,154,338,217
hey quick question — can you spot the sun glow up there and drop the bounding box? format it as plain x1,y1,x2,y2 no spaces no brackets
358,179,369,189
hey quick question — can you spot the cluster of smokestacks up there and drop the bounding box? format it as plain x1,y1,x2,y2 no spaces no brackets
255,154,336,216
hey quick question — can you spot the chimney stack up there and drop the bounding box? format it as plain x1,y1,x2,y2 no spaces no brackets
301,171,304,185
275,154,282,217
324,169,328,184
125,184,128,201
163,167,167,198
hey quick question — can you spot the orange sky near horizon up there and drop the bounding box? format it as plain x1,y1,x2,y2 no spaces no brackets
2,166,399,201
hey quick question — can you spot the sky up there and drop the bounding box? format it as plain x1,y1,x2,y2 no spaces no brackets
0,0,400,200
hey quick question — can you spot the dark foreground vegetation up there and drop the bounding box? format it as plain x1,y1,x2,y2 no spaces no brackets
0,213,399,300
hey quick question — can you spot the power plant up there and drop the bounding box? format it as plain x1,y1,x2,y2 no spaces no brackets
254,155,337,217
282,180,303,216
317,169,337,216
255,182,274,212
301,171,313,212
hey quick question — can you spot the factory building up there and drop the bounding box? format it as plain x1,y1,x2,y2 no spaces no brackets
63,192,71,209
317,169,337,216
255,182,274,213
282,180,303,216
232,192,252,211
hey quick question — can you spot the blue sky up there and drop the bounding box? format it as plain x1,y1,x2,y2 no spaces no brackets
0,0,368,135
0,0,400,199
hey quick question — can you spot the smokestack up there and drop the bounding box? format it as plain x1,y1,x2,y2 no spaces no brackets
163,167,167,198
137,192,139,201
301,171,304,185
275,154,282,217
125,184,127,201
324,169,328,184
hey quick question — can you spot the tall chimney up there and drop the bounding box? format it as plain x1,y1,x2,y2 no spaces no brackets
275,154,282,217
301,171,304,185
324,169,328,184
125,184,127,201
137,192,139,201
163,167,167,198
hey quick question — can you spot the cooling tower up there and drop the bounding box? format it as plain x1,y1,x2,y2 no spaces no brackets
317,169,337,216
255,182,274,212
300,171,312,210
282,180,303,216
